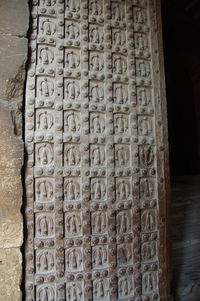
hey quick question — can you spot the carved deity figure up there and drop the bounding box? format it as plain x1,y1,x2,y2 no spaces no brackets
94,279,108,299
117,181,130,200
135,8,147,25
40,18,55,36
136,33,148,50
66,282,82,301
65,180,80,200
140,145,154,166
37,215,54,237
92,212,106,234
115,115,128,134
91,146,105,166
139,117,152,136
38,286,54,301
114,56,127,74
113,29,125,46
37,251,54,272
90,0,102,15
117,212,131,234
39,78,54,97
90,26,103,44
114,85,128,104
36,179,53,201
143,272,157,293
66,22,79,39
119,276,133,297
39,47,54,65
65,145,80,166
118,244,132,265
65,112,80,132
66,0,80,12
90,54,103,71
142,210,156,231
37,144,53,165
140,178,153,198
92,180,106,200
65,51,80,69
112,3,124,21
138,88,151,106
93,246,107,267
66,248,82,271
91,114,105,134
66,214,81,236
90,84,104,102
138,60,150,78
66,81,80,100
116,146,129,166
142,241,156,261
37,111,53,130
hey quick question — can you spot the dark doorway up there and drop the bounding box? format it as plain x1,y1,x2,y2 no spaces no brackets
162,0,200,300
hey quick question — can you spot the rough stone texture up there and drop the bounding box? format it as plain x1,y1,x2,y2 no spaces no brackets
0,0,29,300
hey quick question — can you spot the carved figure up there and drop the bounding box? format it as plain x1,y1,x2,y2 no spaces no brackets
90,114,105,134
65,145,80,166
64,179,80,200
37,215,54,237
117,180,130,200
91,179,106,200
90,84,104,102
139,117,152,136
142,241,156,261
143,272,157,293
138,60,150,78
92,246,107,267
90,26,103,44
66,248,82,271
90,54,103,71
40,19,55,36
38,286,54,301
37,251,54,272
115,145,129,166
92,212,106,234
91,146,105,166
135,8,146,25
140,178,153,198
118,244,132,265
114,84,128,104
141,210,156,231
66,282,83,301
37,111,53,130
112,3,124,21
117,211,131,233
115,115,128,134
39,78,54,97
66,213,81,236
65,112,80,132
36,179,53,201
37,144,53,165
39,47,54,65
114,56,127,74
136,33,148,50
66,81,80,100
138,88,151,106
140,145,154,166
66,22,79,39
90,0,102,15
94,279,108,299
118,276,133,298
65,51,80,69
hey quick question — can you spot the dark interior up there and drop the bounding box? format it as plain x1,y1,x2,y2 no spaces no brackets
162,1,200,300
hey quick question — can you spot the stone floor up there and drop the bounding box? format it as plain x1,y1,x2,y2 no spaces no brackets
171,176,200,300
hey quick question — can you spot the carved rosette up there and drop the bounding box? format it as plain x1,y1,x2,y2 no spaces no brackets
25,0,167,300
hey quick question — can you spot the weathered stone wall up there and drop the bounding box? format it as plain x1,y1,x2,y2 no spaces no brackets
0,0,29,300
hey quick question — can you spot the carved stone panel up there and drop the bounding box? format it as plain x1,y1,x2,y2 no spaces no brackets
25,0,170,300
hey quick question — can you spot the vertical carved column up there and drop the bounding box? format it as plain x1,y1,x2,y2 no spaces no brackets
25,0,171,300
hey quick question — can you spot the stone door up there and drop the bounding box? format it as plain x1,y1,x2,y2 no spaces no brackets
25,0,170,300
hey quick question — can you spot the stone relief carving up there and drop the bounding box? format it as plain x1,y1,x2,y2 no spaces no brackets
25,0,164,299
